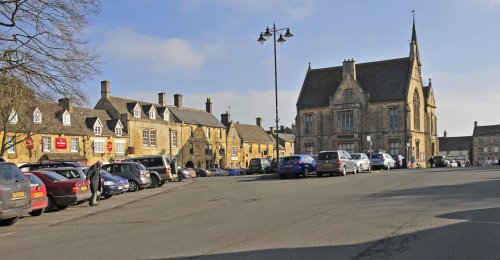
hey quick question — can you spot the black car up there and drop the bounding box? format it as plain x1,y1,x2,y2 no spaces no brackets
101,162,152,192
194,168,207,177
434,156,449,167
269,158,282,173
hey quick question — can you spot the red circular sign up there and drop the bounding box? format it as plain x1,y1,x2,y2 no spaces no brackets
25,137,34,150
106,141,113,152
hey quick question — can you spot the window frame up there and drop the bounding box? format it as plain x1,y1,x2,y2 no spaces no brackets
7,136,16,154
62,110,71,126
70,138,79,153
115,140,125,154
93,139,105,153
42,137,51,152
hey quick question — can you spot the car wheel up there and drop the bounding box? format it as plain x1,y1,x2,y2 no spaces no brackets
177,173,184,182
149,175,159,188
303,168,309,178
342,167,347,176
0,217,19,226
45,196,56,212
29,208,44,217
158,181,165,187
317,173,323,178
128,181,139,192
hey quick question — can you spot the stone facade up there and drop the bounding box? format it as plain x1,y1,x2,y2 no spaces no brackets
438,131,472,161
295,20,438,166
472,121,500,163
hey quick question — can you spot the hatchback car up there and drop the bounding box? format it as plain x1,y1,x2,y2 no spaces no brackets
247,158,271,174
370,152,396,170
99,171,124,199
278,154,316,178
123,155,177,187
101,162,152,192
0,163,31,226
207,168,228,176
194,168,208,177
41,167,86,180
350,153,371,172
30,171,91,212
316,150,356,177
24,172,48,217
19,161,88,172
102,170,129,193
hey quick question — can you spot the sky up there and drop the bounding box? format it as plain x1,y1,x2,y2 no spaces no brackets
81,0,500,137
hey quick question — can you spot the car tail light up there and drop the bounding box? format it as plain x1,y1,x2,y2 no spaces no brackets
72,185,78,193
336,160,342,166
166,168,170,175
139,170,147,176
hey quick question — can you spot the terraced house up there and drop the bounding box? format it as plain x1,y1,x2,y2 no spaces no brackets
295,20,438,166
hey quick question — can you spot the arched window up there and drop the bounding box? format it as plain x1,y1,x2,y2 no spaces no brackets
413,90,420,131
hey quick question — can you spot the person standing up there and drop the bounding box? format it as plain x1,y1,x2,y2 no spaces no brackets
86,160,103,206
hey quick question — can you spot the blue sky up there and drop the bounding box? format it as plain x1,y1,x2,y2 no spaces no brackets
82,0,500,136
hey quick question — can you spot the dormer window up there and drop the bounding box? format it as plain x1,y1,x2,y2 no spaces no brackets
149,109,156,119
164,112,169,121
8,110,18,124
33,108,42,123
62,110,71,126
115,120,123,136
94,119,103,135
133,104,141,118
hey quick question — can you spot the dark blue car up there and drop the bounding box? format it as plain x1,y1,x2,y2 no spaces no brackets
278,154,317,179
100,170,125,198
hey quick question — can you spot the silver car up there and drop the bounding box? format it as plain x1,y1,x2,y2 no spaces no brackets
350,153,371,172
0,163,31,226
370,152,396,170
316,150,356,177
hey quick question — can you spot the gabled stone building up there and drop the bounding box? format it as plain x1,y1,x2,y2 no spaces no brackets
295,20,438,166
472,121,500,163
438,130,472,161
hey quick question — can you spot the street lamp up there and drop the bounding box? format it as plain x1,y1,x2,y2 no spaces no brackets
257,24,293,175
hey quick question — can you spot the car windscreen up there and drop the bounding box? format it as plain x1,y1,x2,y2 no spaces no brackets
0,164,26,183
136,163,147,170
371,154,384,159
26,174,45,186
249,159,260,165
282,156,301,162
351,154,361,159
42,172,69,182
317,152,338,160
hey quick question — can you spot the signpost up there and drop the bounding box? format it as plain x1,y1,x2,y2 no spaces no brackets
106,141,113,152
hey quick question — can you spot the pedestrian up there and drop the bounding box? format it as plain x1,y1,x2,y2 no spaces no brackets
86,160,103,206
428,156,435,168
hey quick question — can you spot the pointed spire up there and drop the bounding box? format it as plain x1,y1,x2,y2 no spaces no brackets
308,62,311,71
428,78,432,87
409,10,422,66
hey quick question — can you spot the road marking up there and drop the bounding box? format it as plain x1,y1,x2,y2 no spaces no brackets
0,232,15,237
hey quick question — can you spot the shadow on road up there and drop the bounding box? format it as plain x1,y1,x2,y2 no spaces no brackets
159,207,500,260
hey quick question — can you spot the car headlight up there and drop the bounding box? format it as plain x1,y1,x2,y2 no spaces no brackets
104,181,115,186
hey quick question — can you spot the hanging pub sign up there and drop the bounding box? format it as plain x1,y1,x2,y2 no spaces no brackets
25,137,34,150
55,137,67,150
106,141,113,152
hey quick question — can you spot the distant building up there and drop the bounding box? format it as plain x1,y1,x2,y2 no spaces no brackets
438,130,472,161
472,121,500,163
295,19,438,166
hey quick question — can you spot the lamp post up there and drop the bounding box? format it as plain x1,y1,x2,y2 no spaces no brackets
257,24,293,175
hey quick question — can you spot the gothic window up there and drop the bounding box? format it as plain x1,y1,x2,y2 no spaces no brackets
413,90,420,131
338,110,353,132
389,141,400,155
389,108,400,130
305,114,313,135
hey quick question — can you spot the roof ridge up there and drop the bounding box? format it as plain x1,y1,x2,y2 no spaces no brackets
310,57,409,71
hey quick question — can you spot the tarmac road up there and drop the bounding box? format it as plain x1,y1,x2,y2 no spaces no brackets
2,166,500,260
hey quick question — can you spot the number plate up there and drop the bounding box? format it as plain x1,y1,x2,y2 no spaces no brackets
286,165,294,167
322,163,332,167
12,191,26,198
33,192,44,198
80,186,88,191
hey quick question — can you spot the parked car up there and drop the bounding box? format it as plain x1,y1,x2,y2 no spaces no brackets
103,170,129,193
0,163,31,226
392,155,405,169
99,171,125,199
24,172,48,217
247,158,271,174
449,160,458,168
194,168,208,177
269,158,282,173
19,161,89,172
101,162,152,192
350,153,371,172
40,167,86,180
316,150,356,177
207,168,228,176
278,154,317,178
434,156,450,167
226,168,242,176
370,152,396,170
29,171,91,212
123,155,177,187
0,157,6,162
177,168,193,180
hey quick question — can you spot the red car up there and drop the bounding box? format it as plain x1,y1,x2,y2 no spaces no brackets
23,172,48,216
29,171,91,212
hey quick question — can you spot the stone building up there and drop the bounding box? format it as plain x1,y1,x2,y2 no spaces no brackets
438,130,472,161
1,98,127,165
472,121,500,163
268,126,295,157
295,20,438,166
221,112,275,168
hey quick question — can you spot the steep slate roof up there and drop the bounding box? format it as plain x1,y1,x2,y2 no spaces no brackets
297,57,411,108
235,123,274,144
277,133,295,143
107,96,171,122
473,124,500,136
168,106,225,128
439,136,472,151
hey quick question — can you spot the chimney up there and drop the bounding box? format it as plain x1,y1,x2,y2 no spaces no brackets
256,117,262,128
58,98,73,113
444,130,447,138
174,94,182,108
101,80,110,99
280,125,285,132
205,98,212,114
158,92,167,107
221,111,230,126
342,58,356,80
474,121,478,128
270,126,275,133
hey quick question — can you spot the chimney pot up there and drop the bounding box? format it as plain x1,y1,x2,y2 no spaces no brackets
221,111,230,126
444,130,447,138
58,98,72,113
158,92,167,107
256,117,262,128
474,121,478,128
205,98,212,114
174,94,182,108
342,59,356,80
101,80,110,99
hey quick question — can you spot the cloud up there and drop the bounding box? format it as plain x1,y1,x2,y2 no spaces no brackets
101,28,204,73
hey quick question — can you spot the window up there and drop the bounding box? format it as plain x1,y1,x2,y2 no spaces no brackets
232,146,237,156
7,136,15,154
70,138,79,152
338,111,353,132
305,114,313,135
115,140,125,154
205,144,212,155
389,141,400,155
63,111,71,125
93,139,104,153
189,143,194,155
149,109,156,119
344,89,354,100
231,130,235,140
415,140,420,160
484,146,488,153
115,122,123,136
218,129,222,139
189,126,193,137
149,130,156,146
172,131,178,147
249,144,253,153
206,128,211,138
133,104,141,118
142,129,150,146
42,137,51,152
338,143,355,154
389,108,400,130
258,144,261,153
33,108,42,123
9,110,18,124
413,90,420,131
163,110,169,121
94,120,102,135
305,143,314,155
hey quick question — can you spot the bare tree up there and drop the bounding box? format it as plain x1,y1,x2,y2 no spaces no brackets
0,0,100,104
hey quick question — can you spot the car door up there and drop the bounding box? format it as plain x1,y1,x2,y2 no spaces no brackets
344,152,355,172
